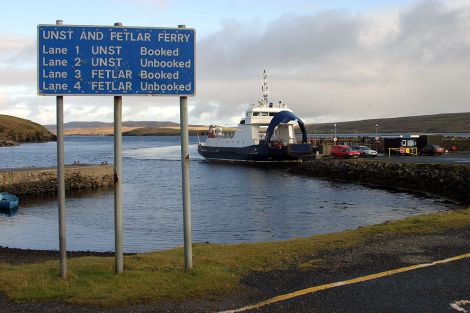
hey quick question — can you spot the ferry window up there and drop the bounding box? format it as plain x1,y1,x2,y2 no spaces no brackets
269,113,275,116
253,112,260,116
261,112,268,116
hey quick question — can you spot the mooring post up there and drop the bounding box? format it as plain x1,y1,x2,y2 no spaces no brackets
178,24,193,270
56,18,67,280
113,22,124,274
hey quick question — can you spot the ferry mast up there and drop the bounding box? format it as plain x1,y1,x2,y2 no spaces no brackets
260,69,269,107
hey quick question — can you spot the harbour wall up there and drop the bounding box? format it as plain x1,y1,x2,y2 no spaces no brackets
0,164,114,195
293,159,470,204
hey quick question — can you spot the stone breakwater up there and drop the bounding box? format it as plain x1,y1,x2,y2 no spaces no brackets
293,159,470,204
0,164,114,195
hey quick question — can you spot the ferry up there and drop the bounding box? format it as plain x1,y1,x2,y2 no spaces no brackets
197,71,313,163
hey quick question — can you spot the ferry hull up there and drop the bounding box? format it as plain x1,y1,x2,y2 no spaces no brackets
197,144,312,163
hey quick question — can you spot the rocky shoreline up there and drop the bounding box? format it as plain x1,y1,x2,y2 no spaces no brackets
0,246,116,265
0,139,18,147
292,159,470,204
0,164,114,195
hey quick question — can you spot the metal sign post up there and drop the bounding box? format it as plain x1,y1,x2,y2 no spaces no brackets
113,22,124,274
114,94,123,273
179,25,192,269
180,94,192,270
55,19,67,279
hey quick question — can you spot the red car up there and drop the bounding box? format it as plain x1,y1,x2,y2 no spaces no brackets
420,144,446,155
331,145,361,158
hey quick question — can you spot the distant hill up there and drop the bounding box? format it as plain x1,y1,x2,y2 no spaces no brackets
123,126,210,136
43,112,470,137
44,121,179,131
306,112,470,134
62,126,142,136
44,121,208,136
0,115,55,146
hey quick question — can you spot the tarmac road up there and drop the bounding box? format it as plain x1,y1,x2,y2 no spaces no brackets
243,258,470,313
231,228,470,313
378,151,470,165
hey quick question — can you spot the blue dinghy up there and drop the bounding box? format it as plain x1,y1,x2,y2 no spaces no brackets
0,192,19,210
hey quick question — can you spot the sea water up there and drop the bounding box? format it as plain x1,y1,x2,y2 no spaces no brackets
0,136,453,252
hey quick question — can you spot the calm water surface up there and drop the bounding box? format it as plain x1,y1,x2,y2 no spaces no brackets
0,136,453,252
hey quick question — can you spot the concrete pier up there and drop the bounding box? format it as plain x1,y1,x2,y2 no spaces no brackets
0,164,114,195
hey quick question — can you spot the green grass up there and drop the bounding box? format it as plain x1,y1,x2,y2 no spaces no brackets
0,115,55,143
1,207,469,306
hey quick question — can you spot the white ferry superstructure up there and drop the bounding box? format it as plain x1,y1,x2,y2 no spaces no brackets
197,71,313,163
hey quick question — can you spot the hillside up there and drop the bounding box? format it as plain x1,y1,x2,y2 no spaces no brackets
63,127,141,136
306,112,470,134
123,126,210,136
42,112,470,138
0,115,55,146
44,121,179,131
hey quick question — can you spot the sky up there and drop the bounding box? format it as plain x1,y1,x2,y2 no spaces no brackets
1,0,469,126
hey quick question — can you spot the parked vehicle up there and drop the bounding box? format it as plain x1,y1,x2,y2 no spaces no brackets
351,145,377,157
420,144,446,155
331,145,361,158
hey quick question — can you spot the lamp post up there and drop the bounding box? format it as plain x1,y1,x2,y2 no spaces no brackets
375,123,379,151
334,123,337,144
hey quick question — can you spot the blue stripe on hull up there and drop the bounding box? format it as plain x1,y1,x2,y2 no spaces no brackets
197,144,303,163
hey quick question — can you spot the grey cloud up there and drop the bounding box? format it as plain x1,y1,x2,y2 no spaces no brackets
0,37,35,66
194,0,470,124
189,101,218,118
198,11,366,81
0,67,35,86
387,1,470,64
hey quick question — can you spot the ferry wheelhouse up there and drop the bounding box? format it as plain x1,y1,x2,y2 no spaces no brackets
197,71,313,163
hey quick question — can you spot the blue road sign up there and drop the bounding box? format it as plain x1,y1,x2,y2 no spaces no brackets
38,25,195,96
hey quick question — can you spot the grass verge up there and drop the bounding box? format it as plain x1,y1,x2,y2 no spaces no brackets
1,207,469,306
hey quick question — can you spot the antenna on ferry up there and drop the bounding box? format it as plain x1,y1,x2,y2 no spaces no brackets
261,69,269,107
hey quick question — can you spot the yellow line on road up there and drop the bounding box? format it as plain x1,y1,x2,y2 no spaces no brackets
220,252,470,313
